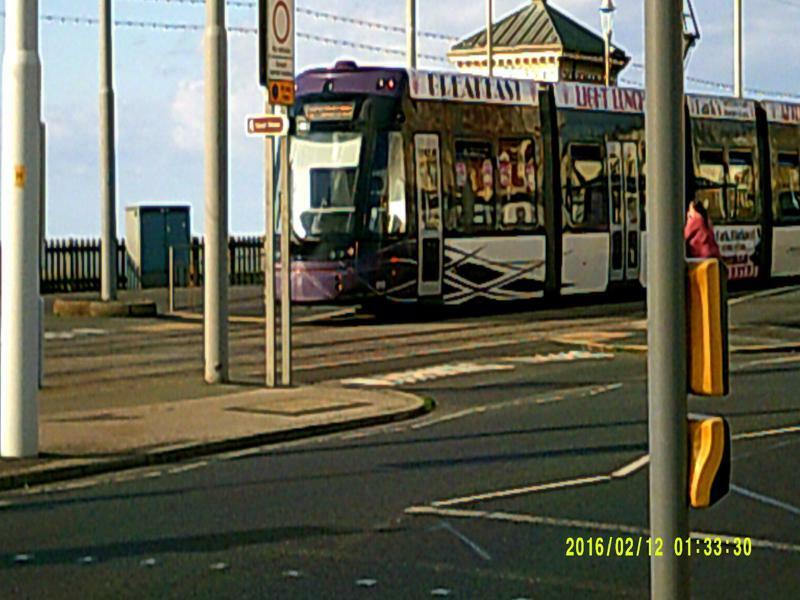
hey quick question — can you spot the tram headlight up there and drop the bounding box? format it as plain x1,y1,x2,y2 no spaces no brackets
296,117,310,134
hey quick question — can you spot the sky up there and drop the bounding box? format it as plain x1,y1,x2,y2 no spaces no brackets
2,0,799,238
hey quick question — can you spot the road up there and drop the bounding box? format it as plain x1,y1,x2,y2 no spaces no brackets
2,290,799,598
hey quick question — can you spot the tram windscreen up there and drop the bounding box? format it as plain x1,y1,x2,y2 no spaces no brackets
290,132,363,240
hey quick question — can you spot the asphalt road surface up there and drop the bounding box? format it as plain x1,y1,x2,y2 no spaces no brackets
2,292,799,598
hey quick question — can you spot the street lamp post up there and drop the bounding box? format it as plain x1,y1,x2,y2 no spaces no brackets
600,0,616,87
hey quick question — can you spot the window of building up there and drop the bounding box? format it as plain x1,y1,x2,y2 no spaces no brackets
497,139,538,231
563,144,608,231
776,152,800,222
449,140,495,235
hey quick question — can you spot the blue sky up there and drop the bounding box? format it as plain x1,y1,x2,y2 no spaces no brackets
2,0,799,237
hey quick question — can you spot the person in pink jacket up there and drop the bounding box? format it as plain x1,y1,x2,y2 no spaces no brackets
684,200,722,259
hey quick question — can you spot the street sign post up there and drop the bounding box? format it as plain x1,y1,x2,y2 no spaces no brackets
259,0,295,387
246,114,288,137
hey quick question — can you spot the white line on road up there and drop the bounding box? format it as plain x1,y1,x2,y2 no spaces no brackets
731,485,800,517
431,475,612,508
168,461,208,475
410,406,487,430
404,506,800,554
341,351,615,388
436,520,492,561
611,454,650,479
729,285,800,306
733,424,800,441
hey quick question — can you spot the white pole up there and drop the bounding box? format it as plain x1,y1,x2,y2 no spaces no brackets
1,0,42,457
279,112,292,386
486,0,494,77
734,0,743,98
406,0,416,70
264,101,277,387
99,0,117,301
204,0,229,383
39,122,46,390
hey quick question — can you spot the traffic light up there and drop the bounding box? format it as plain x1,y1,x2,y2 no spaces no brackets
687,258,729,396
688,414,731,508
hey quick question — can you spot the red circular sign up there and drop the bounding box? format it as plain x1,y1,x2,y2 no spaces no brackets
272,0,291,46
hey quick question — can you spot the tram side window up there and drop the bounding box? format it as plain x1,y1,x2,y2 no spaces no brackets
367,132,408,236
450,140,495,235
497,139,538,231
564,144,608,231
728,150,758,221
696,149,726,222
776,152,800,222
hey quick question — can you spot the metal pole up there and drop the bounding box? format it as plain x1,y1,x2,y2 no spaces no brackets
733,0,743,98
1,0,42,457
169,246,175,313
604,32,611,87
486,0,494,77
204,0,229,383
265,101,277,387
406,0,416,70
645,0,689,597
99,0,117,301
279,110,292,386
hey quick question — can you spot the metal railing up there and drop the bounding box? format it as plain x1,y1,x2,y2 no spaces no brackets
35,236,265,293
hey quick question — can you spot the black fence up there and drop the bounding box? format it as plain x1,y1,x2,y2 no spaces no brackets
38,236,265,293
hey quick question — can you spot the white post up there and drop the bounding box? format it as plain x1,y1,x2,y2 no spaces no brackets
279,112,292,386
204,0,229,383
39,122,46,390
100,0,117,301
1,0,42,457
264,101,277,387
734,0,743,98
406,0,416,70
486,0,494,77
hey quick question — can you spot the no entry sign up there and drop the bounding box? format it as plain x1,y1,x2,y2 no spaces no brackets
259,0,295,105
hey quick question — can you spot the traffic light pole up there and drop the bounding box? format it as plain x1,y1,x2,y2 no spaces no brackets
645,0,690,597
1,0,42,457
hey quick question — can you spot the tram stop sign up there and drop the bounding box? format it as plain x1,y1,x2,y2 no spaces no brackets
259,0,295,106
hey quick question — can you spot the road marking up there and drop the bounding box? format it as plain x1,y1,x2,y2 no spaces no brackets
611,454,650,479
168,461,208,475
500,350,614,365
342,351,617,388
356,578,377,588
410,406,487,430
436,520,492,561
729,284,800,306
431,475,612,508
739,354,800,370
733,424,800,441
296,306,359,323
342,362,515,388
731,485,800,517
405,506,800,554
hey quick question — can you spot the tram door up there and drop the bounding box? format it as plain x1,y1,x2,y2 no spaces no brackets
607,141,641,282
414,133,444,297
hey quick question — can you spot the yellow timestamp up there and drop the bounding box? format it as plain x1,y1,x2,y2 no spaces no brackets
565,536,752,557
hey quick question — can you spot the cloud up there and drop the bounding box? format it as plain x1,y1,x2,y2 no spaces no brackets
170,78,204,152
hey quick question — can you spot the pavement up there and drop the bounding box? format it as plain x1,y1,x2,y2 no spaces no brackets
0,383,429,492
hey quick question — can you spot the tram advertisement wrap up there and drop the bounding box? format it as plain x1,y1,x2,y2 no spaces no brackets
714,225,761,280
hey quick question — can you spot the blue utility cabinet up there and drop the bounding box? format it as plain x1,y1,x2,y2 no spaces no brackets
125,205,191,288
